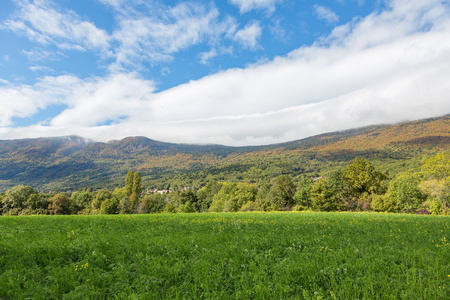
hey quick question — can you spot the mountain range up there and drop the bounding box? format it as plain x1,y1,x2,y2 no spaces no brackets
0,115,449,192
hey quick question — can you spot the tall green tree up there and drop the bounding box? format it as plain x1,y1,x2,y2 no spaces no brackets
310,178,341,211
125,171,134,197
268,175,296,210
132,172,142,197
294,177,314,209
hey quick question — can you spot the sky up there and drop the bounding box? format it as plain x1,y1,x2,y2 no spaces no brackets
0,0,449,146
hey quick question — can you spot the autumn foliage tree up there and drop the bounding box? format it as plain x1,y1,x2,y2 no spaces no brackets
48,193,71,215
343,156,388,196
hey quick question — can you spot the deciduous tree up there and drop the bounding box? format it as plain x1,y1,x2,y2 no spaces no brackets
48,193,71,215
268,175,296,210
125,171,134,197
2,185,38,214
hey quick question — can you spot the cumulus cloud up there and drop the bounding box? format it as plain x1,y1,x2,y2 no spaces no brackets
1,0,450,146
233,21,262,49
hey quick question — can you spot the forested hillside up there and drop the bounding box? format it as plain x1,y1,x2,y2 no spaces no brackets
0,115,449,192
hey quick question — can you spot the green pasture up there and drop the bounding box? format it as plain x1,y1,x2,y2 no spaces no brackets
0,212,449,299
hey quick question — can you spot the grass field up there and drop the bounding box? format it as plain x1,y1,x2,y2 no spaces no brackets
0,212,449,299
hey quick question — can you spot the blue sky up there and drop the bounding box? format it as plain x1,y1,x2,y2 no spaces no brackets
0,0,449,146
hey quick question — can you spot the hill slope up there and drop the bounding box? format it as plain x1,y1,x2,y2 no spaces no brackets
0,115,448,192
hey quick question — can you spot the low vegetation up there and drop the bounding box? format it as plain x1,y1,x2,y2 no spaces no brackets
1,151,449,216
1,212,448,299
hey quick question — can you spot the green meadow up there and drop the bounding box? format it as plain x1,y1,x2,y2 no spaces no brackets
1,212,449,299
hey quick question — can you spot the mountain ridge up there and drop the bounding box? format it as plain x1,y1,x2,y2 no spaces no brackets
0,114,449,192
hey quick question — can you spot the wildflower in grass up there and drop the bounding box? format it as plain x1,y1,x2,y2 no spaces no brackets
75,262,89,271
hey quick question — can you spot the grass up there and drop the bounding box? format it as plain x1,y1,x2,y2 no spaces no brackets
0,212,449,299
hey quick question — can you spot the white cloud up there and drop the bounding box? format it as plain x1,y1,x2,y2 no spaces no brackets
29,65,53,73
111,3,218,67
2,1,240,71
0,73,157,127
229,0,280,14
0,75,79,126
1,0,450,146
106,2,239,70
2,0,275,73
160,67,171,76
0,78,10,85
22,49,57,61
3,0,110,51
198,49,218,64
313,5,340,23
269,19,287,41
49,73,155,127
233,21,262,49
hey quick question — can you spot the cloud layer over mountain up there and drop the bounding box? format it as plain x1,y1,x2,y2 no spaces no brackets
0,0,449,146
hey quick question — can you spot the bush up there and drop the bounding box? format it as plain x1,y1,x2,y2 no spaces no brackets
31,208,49,215
6,208,21,215
422,199,442,215
440,206,450,215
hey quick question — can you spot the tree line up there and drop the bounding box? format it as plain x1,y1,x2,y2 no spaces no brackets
1,151,449,216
